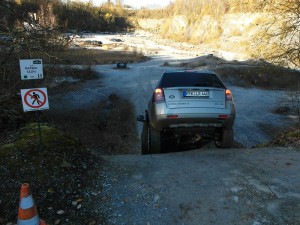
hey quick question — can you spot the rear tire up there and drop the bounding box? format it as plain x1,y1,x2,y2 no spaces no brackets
141,122,150,155
149,126,162,154
215,128,234,148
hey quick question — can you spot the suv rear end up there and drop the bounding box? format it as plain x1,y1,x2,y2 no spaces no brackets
137,70,236,154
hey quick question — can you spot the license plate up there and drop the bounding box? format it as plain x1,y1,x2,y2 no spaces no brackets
183,90,209,97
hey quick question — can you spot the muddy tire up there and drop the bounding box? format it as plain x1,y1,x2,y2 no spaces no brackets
141,122,150,155
215,128,234,148
149,126,162,154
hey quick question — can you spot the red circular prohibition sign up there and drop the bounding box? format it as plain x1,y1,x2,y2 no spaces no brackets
24,89,47,108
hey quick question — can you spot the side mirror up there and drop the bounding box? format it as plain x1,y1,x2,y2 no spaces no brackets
136,115,145,122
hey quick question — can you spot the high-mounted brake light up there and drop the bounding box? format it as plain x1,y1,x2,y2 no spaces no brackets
153,88,165,102
225,89,233,101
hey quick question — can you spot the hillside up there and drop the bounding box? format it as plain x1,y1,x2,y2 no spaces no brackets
137,13,272,61
134,0,299,67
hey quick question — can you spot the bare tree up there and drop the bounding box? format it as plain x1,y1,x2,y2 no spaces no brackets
287,83,300,127
116,0,122,6
0,0,70,90
257,0,300,68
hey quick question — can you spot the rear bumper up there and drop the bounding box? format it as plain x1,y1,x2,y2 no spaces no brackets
148,102,235,131
151,114,235,131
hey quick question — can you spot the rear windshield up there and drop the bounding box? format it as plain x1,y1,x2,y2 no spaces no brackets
159,72,225,88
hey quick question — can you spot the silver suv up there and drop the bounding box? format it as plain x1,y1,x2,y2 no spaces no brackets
137,70,236,154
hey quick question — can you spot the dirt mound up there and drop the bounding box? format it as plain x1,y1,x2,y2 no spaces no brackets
173,55,300,89
0,124,106,224
185,54,228,67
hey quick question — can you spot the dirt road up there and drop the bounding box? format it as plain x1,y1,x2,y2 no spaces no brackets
52,31,296,147
93,61,293,148
90,33,299,224
99,148,300,225
51,32,299,224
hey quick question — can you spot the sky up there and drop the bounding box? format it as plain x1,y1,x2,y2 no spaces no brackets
89,0,174,8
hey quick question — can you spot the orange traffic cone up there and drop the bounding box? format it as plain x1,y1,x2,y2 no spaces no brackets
17,183,46,225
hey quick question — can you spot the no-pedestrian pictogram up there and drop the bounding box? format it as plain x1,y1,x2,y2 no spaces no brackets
21,88,49,112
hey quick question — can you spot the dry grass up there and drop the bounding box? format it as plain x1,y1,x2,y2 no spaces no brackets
16,45,146,68
44,94,138,155
0,123,106,224
182,55,300,90
0,37,143,224
258,127,300,148
60,48,148,65
0,66,99,138
1,46,147,92
1,38,145,150
0,92,33,139
230,28,243,36
214,63,300,89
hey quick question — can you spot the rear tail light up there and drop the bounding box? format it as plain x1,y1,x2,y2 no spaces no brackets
219,115,229,120
167,115,178,118
225,89,233,101
153,88,165,102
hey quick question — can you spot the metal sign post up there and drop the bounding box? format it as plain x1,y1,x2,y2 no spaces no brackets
20,88,49,150
19,59,48,150
36,111,42,150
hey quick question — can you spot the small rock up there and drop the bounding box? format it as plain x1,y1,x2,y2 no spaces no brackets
274,106,290,114
232,196,239,203
77,204,82,209
57,210,65,215
154,194,160,202
55,219,60,225
231,186,243,193
48,188,54,193
72,201,78,206
88,220,97,225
